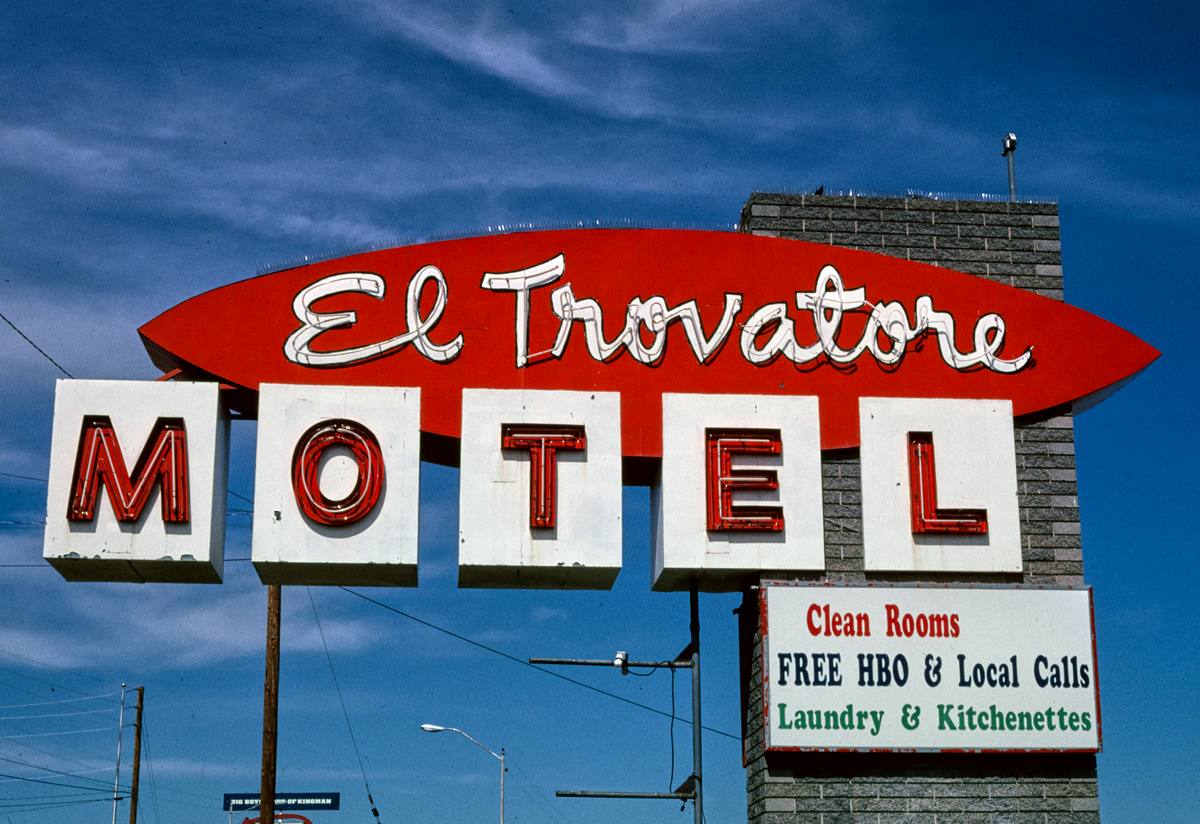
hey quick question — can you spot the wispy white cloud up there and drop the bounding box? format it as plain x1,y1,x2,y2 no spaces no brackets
570,0,781,55
0,124,132,189
368,2,582,100
349,1,700,121
0,566,389,673
530,606,567,623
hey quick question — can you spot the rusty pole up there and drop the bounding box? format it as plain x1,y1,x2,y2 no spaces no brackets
127,687,144,824
260,585,282,824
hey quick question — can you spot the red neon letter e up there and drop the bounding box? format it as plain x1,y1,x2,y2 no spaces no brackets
501,424,586,529
907,432,988,534
68,415,190,523
705,428,784,531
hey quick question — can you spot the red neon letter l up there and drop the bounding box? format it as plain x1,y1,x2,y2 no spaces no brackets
907,432,988,535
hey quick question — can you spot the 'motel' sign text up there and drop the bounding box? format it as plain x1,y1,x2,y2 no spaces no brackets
42,230,1157,589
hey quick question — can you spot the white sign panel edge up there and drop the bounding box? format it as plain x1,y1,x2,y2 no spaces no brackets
458,388,622,589
251,383,421,586
43,378,228,583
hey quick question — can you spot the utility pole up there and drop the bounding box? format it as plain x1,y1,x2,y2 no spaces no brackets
499,748,505,824
260,585,282,824
128,686,144,824
689,586,703,824
111,683,126,824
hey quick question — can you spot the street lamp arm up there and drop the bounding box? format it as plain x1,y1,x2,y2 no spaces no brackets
420,723,506,824
422,724,503,761
449,727,502,761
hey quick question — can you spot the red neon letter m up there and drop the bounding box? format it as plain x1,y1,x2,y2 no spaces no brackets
68,416,190,524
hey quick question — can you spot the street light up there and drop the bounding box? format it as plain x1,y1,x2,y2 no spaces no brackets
420,724,505,824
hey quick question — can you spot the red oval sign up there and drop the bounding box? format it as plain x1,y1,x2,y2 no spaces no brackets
139,229,1157,454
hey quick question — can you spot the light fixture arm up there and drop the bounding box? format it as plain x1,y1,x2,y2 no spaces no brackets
421,724,505,824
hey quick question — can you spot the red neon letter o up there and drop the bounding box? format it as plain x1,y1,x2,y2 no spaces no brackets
291,419,385,526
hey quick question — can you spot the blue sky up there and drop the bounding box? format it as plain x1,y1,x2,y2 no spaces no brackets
0,1,1196,822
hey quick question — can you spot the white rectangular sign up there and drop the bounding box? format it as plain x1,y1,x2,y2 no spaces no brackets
762,583,1099,752
43,379,228,583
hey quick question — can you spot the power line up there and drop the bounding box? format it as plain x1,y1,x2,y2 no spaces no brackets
0,730,107,772
0,768,126,793
0,694,116,710
141,715,162,824
0,468,253,515
0,708,114,721
505,769,566,824
337,587,738,741
0,472,46,484
0,309,72,378
505,754,576,824
0,766,112,787
0,727,112,740
0,796,113,813
0,646,119,687
307,588,383,824
0,791,114,803
0,677,59,703
228,488,255,506
0,663,104,699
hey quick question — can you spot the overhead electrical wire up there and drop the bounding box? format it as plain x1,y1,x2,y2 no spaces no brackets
0,694,115,710
0,678,62,703
0,754,119,794
0,472,47,484
0,708,114,721
0,663,106,699
503,771,566,824
0,652,114,695
0,726,112,740
338,587,739,741
0,790,113,803
0,647,118,689
0,766,112,787
227,488,255,506
306,588,384,824
505,755,576,824
0,769,126,794
2,461,734,748
0,796,113,813
141,715,162,824
0,730,107,773
0,309,72,378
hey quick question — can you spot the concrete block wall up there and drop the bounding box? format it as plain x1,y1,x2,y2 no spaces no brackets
738,193,1098,822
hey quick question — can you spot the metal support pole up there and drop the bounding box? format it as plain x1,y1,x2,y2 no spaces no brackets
128,686,144,824
111,683,126,824
690,585,703,824
260,585,282,824
1002,133,1018,203
499,748,506,824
